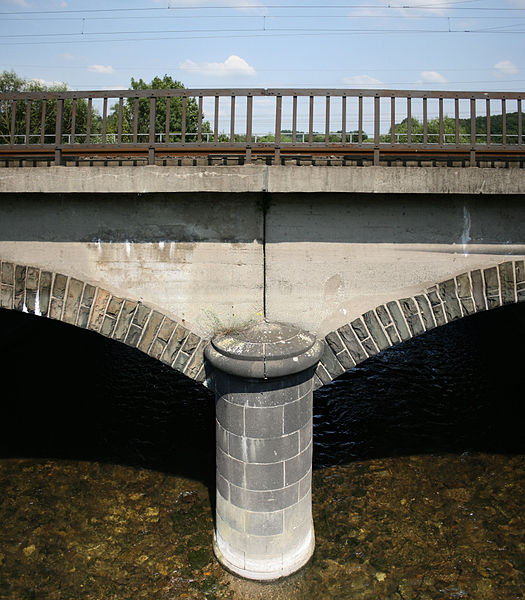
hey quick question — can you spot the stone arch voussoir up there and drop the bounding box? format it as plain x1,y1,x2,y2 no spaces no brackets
315,259,525,389
0,261,208,383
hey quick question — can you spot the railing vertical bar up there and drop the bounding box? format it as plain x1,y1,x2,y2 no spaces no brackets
325,95,330,144
502,98,507,145
358,95,363,144
25,100,31,145
214,95,219,143
454,97,459,145
10,100,17,145
86,98,91,144
390,96,396,145
55,98,63,165
230,95,235,143
148,97,156,164
308,95,314,144
470,97,476,166
423,97,428,145
101,97,108,144
117,97,123,145
165,96,170,144
292,95,297,145
486,98,491,145
275,94,282,162
246,94,253,163
71,99,77,144
374,95,380,165
518,99,523,146
132,98,138,144
407,96,412,144
40,99,47,144
181,96,187,144
149,97,156,144
198,95,203,143
439,97,444,146
341,95,346,144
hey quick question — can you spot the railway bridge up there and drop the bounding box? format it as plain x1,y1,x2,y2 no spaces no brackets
1,86,524,581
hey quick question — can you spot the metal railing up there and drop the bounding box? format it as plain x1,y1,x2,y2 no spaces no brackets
0,88,523,164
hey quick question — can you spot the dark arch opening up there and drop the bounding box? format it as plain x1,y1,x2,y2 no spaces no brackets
0,307,215,485
313,301,525,468
2,301,524,477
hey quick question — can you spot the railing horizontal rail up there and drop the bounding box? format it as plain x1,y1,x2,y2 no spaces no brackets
1,89,524,101
1,88,523,165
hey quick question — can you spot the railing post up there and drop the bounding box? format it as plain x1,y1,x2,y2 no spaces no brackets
71,99,77,145
374,95,380,166
149,97,156,165
341,95,347,145
86,98,92,145
40,99,47,144
10,100,17,145
246,94,253,164
518,99,523,147
275,95,282,164
325,95,330,145
114,97,122,146
55,98,63,166
25,100,31,146
470,97,476,167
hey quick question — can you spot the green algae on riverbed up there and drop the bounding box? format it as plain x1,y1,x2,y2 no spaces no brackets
0,454,524,600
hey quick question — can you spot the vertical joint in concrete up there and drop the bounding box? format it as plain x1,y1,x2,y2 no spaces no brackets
205,321,322,581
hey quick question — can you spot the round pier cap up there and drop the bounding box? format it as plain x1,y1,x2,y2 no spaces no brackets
205,321,323,379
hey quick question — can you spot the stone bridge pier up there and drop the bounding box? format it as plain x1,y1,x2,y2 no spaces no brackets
205,321,323,580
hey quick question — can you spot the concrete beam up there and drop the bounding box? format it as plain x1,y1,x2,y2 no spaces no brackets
1,165,524,195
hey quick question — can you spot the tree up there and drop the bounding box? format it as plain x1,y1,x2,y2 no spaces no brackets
459,112,523,144
107,75,210,142
382,116,470,144
0,70,100,144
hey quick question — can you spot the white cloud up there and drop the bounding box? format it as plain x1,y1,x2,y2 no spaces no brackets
494,60,519,76
30,78,67,88
507,0,525,8
417,71,448,84
88,64,115,74
179,55,256,77
343,74,383,87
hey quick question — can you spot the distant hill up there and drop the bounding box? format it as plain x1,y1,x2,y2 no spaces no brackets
459,111,523,136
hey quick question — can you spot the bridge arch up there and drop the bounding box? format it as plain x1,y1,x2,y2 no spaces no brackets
0,260,207,383
315,260,525,388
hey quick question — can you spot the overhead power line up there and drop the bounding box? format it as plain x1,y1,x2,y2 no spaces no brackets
2,3,525,16
4,64,523,73
1,27,525,42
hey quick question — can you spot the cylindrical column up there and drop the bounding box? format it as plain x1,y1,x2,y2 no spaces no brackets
205,322,322,581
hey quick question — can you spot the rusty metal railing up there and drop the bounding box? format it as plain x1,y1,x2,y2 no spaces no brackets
0,88,523,164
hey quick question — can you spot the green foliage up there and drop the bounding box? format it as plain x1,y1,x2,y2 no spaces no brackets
459,112,523,143
382,116,470,144
0,70,99,144
107,75,210,141
383,113,524,144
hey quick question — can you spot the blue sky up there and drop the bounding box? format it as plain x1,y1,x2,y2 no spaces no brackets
1,0,524,91
1,0,523,136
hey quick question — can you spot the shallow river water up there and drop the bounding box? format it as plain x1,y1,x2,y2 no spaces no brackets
0,304,524,600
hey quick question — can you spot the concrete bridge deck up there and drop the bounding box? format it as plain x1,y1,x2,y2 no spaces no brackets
1,164,524,377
